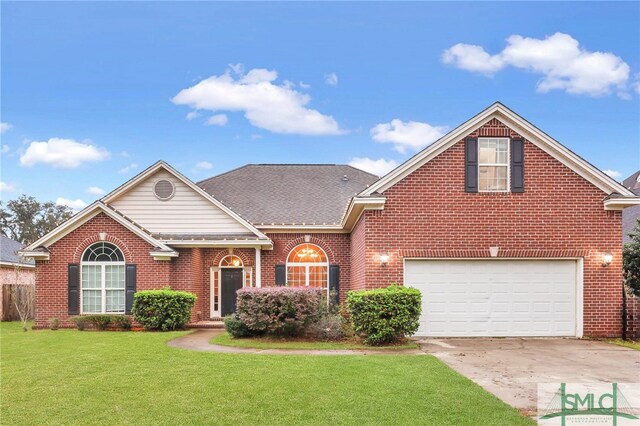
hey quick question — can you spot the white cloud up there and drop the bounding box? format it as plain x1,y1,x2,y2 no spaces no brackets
86,186,105,195
603,169,622,179
0,181,16,193
299,81,311,89
172,66,344,135
194,161,213,171
1,144,9,154
0,122,12,134
56,197,87,211
19,138,110,168
228,63,244,74
205,114,228,127
348,157,398,177
370,119,448,154
324,72,338,86
185,111,200,121
118,163,138,174
442,32,631,97
250,134,263,140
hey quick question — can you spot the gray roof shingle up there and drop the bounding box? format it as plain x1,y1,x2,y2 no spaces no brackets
623,170,640,243
1,235,35,265
198,164,379,225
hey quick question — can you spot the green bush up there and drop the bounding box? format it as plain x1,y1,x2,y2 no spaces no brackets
346,285,421,345
224,315,254,338
112,315,132,330
307,314,351,341
69,315,132,331
132,289,196,331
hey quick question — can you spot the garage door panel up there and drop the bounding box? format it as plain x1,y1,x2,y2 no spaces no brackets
406,260,577,337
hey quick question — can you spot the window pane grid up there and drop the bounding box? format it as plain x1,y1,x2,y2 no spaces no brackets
478,138,509,192
81,243,126,314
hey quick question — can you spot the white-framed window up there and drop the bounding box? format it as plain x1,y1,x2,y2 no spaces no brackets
478,137,510,192
286,243,329,290
81,242,126,314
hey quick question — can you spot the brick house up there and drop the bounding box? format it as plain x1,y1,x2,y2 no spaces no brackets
21,103,640,337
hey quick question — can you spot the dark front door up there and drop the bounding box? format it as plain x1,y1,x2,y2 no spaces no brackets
221,268,243,316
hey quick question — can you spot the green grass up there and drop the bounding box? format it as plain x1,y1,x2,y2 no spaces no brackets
1,322,533,425
211,332,420,350
607,339,640,351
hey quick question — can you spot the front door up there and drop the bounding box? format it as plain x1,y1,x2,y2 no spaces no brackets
221,268,243,316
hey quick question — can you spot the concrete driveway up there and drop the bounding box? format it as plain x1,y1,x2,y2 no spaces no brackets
418,338,640,411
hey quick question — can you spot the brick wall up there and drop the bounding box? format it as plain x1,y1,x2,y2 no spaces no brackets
359,119,625,337
34,213,171,328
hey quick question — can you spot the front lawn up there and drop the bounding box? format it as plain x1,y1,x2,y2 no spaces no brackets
211,332,420,350
1,322,533,425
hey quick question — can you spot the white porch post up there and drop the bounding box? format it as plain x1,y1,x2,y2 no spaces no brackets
255,247,261,287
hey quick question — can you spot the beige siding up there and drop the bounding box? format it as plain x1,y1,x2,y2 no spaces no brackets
110,170,250,234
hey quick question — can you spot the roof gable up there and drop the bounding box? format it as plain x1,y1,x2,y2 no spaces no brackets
103,161,268,239
359,102,636,199
22,202,172,255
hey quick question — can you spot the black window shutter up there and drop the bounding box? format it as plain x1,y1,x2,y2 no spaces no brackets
68,264,80,315
329,265,340,306
465,138,478,192
275,264,286,286
125,264,137,314
511,138,525,193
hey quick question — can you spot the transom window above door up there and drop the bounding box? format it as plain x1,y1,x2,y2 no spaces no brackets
81,242,125,314
478,137,509,192
286,243,328,289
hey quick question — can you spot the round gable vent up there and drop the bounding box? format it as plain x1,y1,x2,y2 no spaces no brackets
154,179,175,200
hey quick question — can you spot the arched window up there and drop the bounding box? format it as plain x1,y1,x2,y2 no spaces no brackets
81,242,125,314
286,243,328,289
219,255,243,267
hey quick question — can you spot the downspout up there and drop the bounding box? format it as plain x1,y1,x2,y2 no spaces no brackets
622,281,627,341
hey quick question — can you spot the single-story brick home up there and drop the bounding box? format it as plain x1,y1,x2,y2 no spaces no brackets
21,102,640,337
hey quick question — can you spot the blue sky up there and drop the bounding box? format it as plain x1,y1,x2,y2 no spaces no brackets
1,2,639,210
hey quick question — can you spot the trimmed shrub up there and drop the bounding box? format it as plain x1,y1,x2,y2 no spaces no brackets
346,285,421,345
307,314,350,341
112,315,132,330
69,315,131,331
48,318,60,330
224,315,254,338
70,316,89,331
236,287,322,336
132,289,197,331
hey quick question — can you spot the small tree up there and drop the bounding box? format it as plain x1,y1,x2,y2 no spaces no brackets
623,218,640,297
10,259,35,332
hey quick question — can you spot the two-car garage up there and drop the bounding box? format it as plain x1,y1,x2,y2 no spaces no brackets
404,259,581,337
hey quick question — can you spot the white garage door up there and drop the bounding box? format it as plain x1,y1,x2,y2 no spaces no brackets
405,260,578,337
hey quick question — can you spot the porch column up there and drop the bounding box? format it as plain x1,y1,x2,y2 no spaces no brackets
255,247,261,287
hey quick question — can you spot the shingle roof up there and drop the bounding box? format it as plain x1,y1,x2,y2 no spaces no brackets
197,165,379,225
622,170,640,243
623,170,640,195
0,235,35,266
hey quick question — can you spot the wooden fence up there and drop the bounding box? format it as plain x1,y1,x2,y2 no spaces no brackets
1,284,35,321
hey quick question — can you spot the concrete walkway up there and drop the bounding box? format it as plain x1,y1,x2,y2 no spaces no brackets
167,329,425,356
419,337,640,410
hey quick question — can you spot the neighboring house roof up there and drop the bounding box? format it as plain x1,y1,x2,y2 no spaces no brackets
198,164,379,226
0,235,35,267
357,102,639,207
623,170,640,195
622,170,640,243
